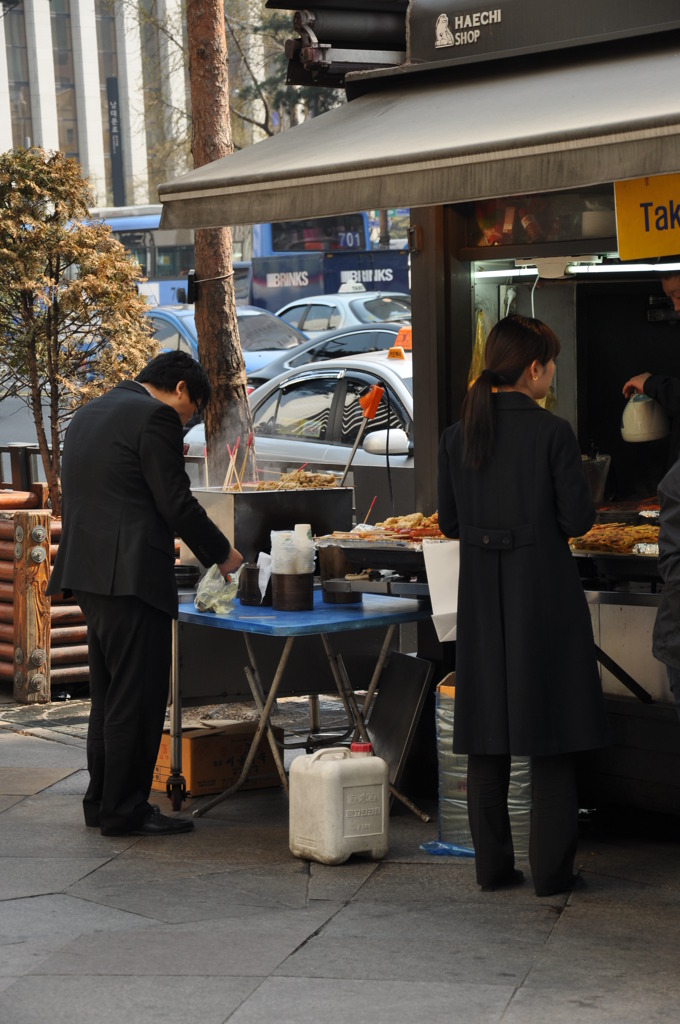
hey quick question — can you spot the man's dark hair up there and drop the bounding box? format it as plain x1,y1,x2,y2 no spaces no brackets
135,351,211,410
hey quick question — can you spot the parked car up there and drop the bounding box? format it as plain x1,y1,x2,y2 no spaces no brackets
143,303,308,378
184,349,416,519
245,323,412,390
275,291,412,333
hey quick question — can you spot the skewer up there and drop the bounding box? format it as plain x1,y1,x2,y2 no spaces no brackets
204,447,210,489
237,432,254,488
222,438,240,491
363,495,377,524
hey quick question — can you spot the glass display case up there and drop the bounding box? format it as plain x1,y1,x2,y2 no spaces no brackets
458,186,618,260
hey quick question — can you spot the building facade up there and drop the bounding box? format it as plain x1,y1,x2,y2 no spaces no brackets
0,0,190,206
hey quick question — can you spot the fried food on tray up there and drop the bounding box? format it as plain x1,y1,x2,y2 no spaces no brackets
354,511,444,542
375,512,441,533
256,469,338,490
373,511,443,540
570,522,659,553
317,512,444,545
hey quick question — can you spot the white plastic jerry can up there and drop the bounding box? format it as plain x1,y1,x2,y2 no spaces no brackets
289,742,389,865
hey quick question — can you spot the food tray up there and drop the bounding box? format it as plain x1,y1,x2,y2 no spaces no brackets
572,550,661,583
316,535,444,573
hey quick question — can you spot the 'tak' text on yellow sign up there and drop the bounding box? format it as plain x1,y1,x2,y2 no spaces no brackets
614,173,680,261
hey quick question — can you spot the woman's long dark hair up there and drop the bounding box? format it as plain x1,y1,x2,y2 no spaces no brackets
461,314,561,470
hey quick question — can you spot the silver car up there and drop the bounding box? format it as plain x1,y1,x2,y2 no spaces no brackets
275,291,412,333
185,350,415,520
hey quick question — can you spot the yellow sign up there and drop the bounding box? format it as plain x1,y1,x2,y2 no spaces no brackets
614,173,680,261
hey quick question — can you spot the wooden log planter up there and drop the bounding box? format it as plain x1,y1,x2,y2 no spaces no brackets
0,506,89,704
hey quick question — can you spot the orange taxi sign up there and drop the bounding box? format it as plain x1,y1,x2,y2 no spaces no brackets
614,173,680,261
395,326,412,350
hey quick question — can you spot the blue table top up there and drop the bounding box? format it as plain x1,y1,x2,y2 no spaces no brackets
178,590,430,636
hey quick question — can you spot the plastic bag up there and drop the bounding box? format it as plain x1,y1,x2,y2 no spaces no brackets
420,841,475,858
270,528,315,574
194,564,240,614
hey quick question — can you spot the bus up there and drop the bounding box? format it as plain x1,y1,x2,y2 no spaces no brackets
90,206,410,310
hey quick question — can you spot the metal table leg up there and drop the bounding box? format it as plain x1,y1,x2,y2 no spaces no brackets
166,619,187,811
319,632,431,823
191,635,296,817
242,634,289,793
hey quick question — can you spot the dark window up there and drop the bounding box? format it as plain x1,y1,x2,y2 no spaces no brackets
278,306,305,328
300,304,340,332
149,318,195,356
307,329,395,361
237,313,302,351
339,379,409,446
270,215,367,252
5,7,33,148
155,245,194,278
51,0,80,160
350,295,412,323
95,0,118,204
252,379,336,441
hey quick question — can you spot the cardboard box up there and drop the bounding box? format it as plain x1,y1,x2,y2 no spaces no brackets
152,720,284,797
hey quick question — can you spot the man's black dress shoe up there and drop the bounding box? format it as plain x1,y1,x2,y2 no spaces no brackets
131,806,195,836
480,868,525,893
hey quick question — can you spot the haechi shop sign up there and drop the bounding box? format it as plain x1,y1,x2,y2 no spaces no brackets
408,0,680,69
614,174,680,261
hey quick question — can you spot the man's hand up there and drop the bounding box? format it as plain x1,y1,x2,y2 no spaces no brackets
218,548,244,577
622,372,652,398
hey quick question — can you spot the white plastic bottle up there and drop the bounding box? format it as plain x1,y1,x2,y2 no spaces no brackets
289,742,389,865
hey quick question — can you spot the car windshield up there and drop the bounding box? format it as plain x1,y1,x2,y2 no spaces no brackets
350,296,412,324
292,329,400,365
237,312,303,351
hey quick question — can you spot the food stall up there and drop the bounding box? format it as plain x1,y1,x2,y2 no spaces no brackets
159,2,680,813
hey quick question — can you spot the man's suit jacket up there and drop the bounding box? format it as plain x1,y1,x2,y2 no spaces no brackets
47,381,231,617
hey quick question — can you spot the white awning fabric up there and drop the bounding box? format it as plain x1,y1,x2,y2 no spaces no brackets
158,40,680,228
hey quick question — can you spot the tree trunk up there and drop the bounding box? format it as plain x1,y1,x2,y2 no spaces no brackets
186,0,255,487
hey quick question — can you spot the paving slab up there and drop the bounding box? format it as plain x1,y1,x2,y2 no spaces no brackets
0,975,263,1024
0,793,144,857
0,731,85,768
0,795,22,812
308,860,379,902
0,856,112,900
276,898,555,984
32,904,342,977
502,983,680,1024
68,862,313,923
0,767,80,795
515,898,680,989
225,976,514,1024
0,893,158,979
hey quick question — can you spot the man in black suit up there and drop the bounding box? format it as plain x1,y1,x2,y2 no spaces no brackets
48,352,243,837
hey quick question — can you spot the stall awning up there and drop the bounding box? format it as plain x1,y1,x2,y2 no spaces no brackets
158,39,680,228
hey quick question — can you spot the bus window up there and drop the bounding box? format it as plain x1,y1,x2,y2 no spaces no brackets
156,244,194,279
268,214,368,254
233,262,252,304
116,231,148,275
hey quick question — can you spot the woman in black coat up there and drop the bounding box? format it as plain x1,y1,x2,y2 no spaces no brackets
437,315,610,897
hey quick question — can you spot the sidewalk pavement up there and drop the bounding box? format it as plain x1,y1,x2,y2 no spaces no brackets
2,692,680,1024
